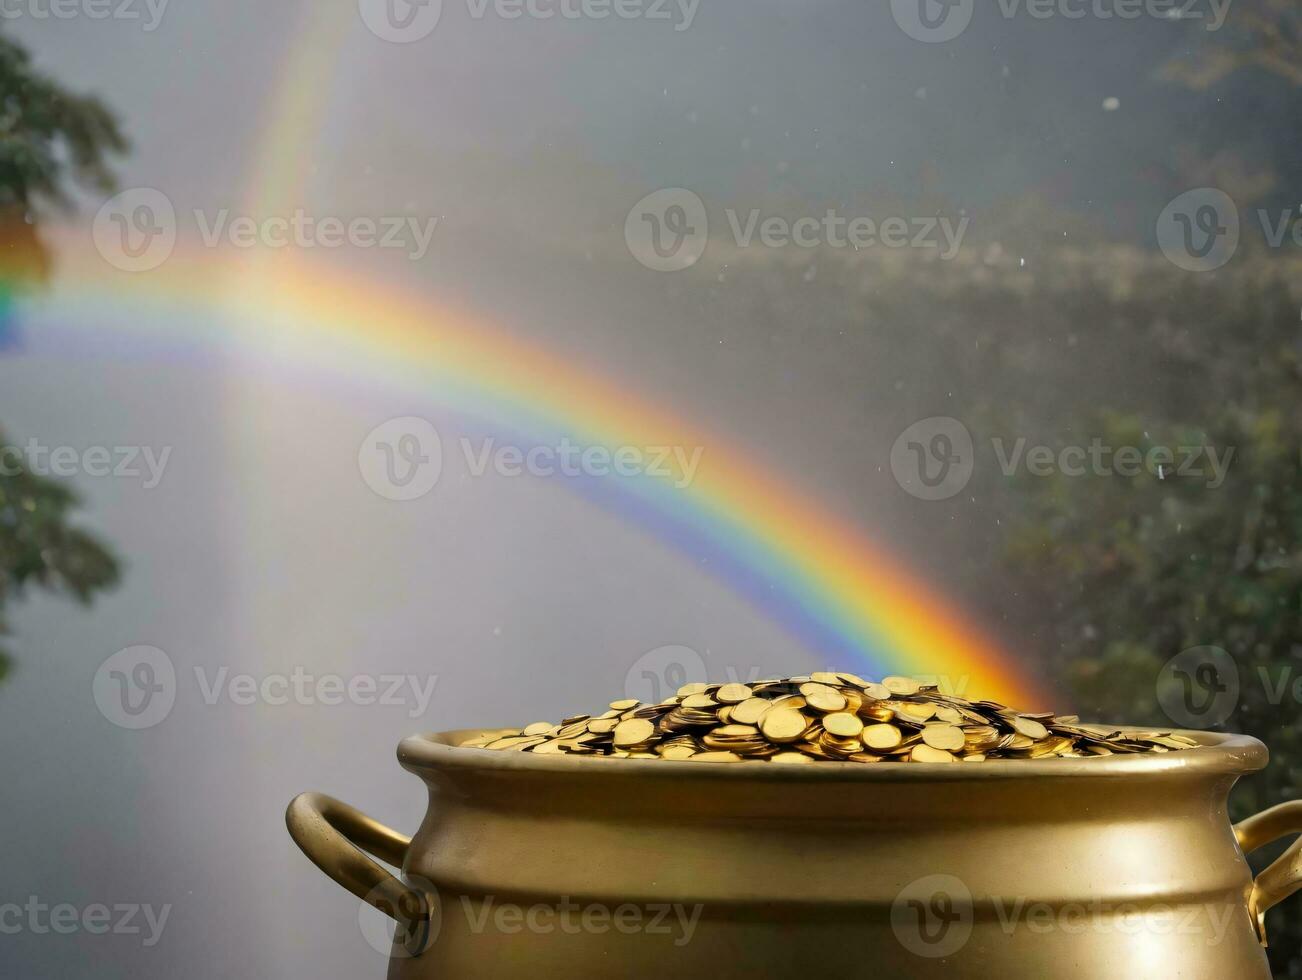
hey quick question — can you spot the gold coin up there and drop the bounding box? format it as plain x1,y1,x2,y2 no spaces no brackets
800,684,847,713
612,719,655,748
682,693,718,709
847,752,885,764
659,745,697,760
1014,717,1049,741
798,681,834,698
760,708,810,744
822,712,864,739
729,698,771,725
484,736,532,749
921,724,965,752
713,724,761,738
475,672,1198,764
770,752,815,764
860,702,896,723
883,676,922,696
715,683,753,704
861,724,903,751
896,703,937,724
910,744,956,763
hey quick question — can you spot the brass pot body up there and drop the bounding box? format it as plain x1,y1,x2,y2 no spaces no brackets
289,728,1297,979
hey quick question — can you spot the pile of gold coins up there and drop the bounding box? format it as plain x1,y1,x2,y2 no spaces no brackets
461,673,1199,763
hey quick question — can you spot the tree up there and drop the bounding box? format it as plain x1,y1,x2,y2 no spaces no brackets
995,264,1302,979
0,30,126,678
1161,0,1302,90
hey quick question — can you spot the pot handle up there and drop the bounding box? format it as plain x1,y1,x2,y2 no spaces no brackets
1234,800,1302,946
286,792,432,956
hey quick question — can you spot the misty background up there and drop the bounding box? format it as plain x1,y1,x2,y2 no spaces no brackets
1,1,1300,976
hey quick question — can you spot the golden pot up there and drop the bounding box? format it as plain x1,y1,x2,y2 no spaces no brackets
287,727,1302,979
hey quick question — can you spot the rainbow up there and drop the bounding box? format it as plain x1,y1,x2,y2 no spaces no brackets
1,236,1049,706
0,0,1051,706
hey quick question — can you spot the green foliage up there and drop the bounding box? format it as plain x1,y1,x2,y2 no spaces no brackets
0,31,126,676
992,275,1302,975
0,33,126,214
0,435,122,674
0,31,128,293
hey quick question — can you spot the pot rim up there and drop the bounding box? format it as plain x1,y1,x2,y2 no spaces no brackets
398,725,1267,783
